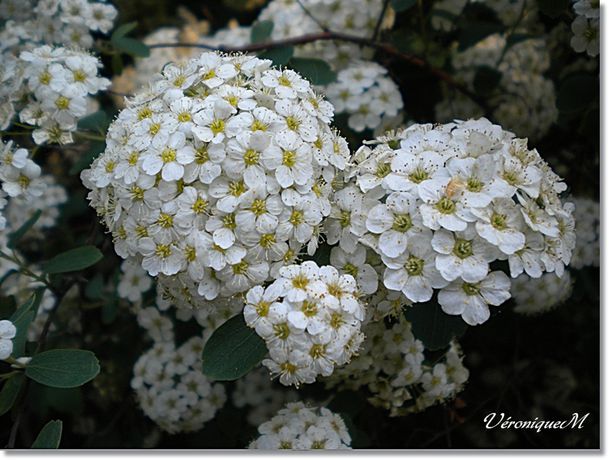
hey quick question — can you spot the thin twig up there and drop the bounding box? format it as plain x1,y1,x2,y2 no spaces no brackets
373,0,391,41
7,283,74,448
148,31,489,110
106,88,133,98
296,0,330,32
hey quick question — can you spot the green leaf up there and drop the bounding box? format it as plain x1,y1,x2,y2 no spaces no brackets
31,420,62,449
258,46,294,66
288,57,337,85
505,33,536,49
404,302,468,350
10,289,45,358
556,74,598,114
111,22,138,41
0,373,25,416
25,349,100,389
202,314,267,381
7,210,42,249
391,0,416,12
111,53,123,75
458,21,504,50
42,245,103,274
536,0,570,18
113,37,150,57
473,66,502,96
251,20,274,44
77,111,109,133
85,273,104,300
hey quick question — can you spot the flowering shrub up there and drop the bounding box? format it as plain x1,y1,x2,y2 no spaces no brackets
0,0,599,451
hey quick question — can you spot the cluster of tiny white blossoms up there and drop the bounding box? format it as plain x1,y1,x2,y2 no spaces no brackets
0,140,45,230
131,335,226,434
325,312,469,416
570,196,599,269
0,320,17,360
117,259,154,305
248,402,351,450
435,34,557,140
335,118,575,326
83,52,350,316
244,261,366,386
232,366,299,426
512,271,573,316
326,61,403,133
570,0,599,57
16,46,110,145
0,0,116,51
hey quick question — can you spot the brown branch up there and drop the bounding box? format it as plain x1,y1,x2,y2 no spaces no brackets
373,0,391,41
148,31,489,111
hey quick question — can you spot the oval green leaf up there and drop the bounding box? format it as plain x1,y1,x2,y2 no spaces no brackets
10,288,45,358
288,57,337,85
259,46,294,65
0,373,25,416
202,314,268,381
25,349,100,389
7,210,42,249
250,20,274,44
31,420,63,449
42,246,103,274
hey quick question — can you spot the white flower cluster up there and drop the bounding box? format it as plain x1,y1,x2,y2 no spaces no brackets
117,259,154,305
131,335,226,433
15,46,110,145
3,175,67,238
570,0,599,57
570,196,599,269
256,0,381,73
0,0,116,51
0,140,45,230
435,34,557,140
248,402,351,450
336,118,575,326
326,61,403,132
244,261,365,387
83,52,350,315
0,320,17,360
512,271,573,316
232,366,299,426
136,306,175,343
325,313,469,416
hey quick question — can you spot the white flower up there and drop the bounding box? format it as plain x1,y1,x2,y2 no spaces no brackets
472,198,526,255
0,320,17,360
570,16,599,57
365,192,424,258
329,246,378,295
438,271,511,325
383,234,449,303
431,226,495,282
